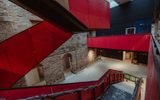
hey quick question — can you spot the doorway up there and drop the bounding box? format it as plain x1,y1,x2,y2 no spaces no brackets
123,51,134,62
62,53,72,74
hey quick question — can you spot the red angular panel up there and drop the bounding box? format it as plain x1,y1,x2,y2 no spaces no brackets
68,0,110,29
68,0,89,27
81,89,94,100
56,93,79,100
0,21,71,88
88,34,150,52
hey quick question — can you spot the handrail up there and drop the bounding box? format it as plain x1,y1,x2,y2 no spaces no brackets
151,35,160,92
0,69,124,100
26,69,124,99
124,73,141,83
132,78,143,100
123,73,143,100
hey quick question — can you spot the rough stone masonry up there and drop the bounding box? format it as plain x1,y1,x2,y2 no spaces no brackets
0,0,89,88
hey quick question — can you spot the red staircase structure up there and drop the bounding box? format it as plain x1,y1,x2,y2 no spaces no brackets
0,69,124,99
1,0,159,100
68,0,110,29
10,0,110,31
0,21,72,88
0,0,110,88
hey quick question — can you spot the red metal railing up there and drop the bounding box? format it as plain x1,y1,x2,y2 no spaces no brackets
0,69,124,100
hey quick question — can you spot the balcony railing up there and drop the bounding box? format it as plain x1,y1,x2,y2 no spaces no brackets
124,73,142,83
152,35,160,92
132,78,143,100
123,73,143,100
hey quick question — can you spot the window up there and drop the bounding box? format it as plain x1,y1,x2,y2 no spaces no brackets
125,27,136,35
109,0,119,8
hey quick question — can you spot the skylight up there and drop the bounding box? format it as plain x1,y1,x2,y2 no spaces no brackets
106,0,119,8
110,0,119,8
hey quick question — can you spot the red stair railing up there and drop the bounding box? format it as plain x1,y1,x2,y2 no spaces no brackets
0,69,124,100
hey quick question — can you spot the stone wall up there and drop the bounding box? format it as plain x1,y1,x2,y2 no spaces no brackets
14,33,88,87
41,33,88,85
0,0,42,42
0,0,89,88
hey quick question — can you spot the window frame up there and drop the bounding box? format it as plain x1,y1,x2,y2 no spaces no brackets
125,27,136,35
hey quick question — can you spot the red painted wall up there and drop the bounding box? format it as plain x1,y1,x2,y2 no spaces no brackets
68,0,110,29
145,39,159,100
0,21,71,88
87,34,150,52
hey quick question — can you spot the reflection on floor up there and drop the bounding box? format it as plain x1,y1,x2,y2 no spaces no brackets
60,57,147,100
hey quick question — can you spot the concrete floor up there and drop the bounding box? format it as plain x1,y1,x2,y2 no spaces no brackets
113,81,135,94
60,57,147,83
102,85,133,100
59,57,147,100
61,62,109,83
101,57,147,78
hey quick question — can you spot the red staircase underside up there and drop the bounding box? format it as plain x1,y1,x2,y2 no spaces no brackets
0,21,71,88
9,0,110,31
0,69,124,100
87,34,150,52
68,0,110,29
